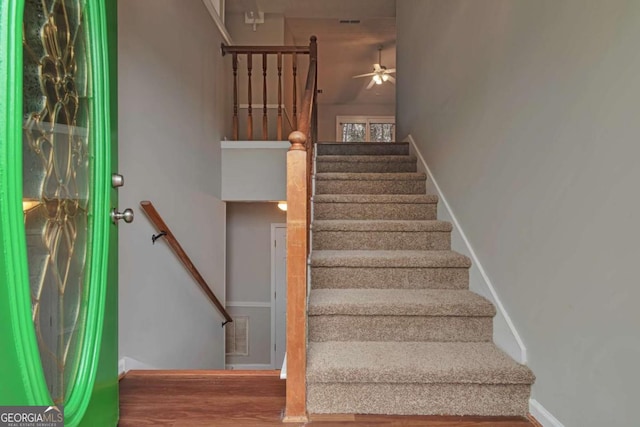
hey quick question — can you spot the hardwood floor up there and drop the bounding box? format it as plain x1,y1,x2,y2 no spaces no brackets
119,370,537,426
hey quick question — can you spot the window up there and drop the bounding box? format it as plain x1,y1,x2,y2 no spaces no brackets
337,116,396,142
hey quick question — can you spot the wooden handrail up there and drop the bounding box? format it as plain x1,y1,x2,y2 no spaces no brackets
139,201,233,326
222,45,310,55
283,35,317,424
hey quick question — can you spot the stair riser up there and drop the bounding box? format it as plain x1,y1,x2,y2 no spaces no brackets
314,203,437,220
316,180,426,195
307,383,531,416
317,144,409,156
309,316,492,342
316,161,417,173
311,267,469,290
313,231,450,250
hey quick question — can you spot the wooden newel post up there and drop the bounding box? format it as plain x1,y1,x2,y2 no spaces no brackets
283,130,308,422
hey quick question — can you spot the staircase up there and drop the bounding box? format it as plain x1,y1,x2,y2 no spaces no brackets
306,142,535,416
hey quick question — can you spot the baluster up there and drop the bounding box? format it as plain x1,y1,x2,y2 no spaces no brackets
247,53,253,140
232,53,239,140
292,53,298,130
262,53,268,140
277,52,283,140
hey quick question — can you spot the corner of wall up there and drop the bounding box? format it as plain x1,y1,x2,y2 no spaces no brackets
405,134,527,364
118,356,158,376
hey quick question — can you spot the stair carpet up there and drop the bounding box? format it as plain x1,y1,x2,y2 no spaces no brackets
307,142,534,416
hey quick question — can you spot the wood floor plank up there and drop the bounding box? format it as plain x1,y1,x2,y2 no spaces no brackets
119,372,537,426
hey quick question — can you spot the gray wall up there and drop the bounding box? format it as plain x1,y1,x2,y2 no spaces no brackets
226,202,286,366
118,0,228,369
221,142,289,202
397,1,640,425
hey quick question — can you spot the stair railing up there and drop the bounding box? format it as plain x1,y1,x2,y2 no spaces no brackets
140,201,232,326
220,36,317,422
283,36,317,423
221,41,313,141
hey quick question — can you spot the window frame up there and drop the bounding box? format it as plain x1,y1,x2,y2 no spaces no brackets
336,115,396,142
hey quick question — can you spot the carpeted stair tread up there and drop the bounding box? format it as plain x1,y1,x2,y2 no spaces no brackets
313,220,452,232
316,142,409,156
311,250,472,268
317,155,417,163
316,172,426,181
308,289,496,317
313,194,439,204
307,341,534,385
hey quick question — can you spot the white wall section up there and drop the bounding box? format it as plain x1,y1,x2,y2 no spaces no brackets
118,0,228,369
397,2,640,426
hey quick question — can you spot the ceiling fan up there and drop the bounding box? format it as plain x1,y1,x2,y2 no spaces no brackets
352,46,396,89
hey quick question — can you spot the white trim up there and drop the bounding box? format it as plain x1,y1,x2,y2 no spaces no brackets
406,134,527,364
280,353,287,379
221,140,290,149
225,364,275,370
271,223,287,371
201,0,233,45
225,301,271,308
530,399,565,427
118,357,157,375
222,201,227,358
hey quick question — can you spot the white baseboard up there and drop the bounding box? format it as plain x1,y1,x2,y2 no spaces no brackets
225,301,272,308
118,356,158,375
225,363,274,370
530,399,565,427
405,134,527,364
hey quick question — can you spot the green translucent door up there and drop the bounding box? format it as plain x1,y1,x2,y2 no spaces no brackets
0,0,118,426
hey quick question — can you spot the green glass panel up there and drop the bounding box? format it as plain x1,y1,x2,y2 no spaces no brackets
22,0,92,406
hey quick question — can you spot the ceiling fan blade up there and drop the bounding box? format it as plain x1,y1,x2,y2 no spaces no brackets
352,72,376,78
387,75,396,84
384,68,396,74
366,78,376,90
373,64,382,72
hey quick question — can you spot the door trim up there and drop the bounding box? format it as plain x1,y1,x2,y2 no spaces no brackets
270,223,286,369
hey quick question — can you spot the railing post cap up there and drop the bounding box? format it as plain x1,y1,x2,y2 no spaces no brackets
310,35,317,42
288,131,307,151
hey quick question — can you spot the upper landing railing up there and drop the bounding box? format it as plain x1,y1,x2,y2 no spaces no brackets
222,38,316,142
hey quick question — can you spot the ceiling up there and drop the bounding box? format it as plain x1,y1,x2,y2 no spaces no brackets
226,0,396,19
226,0,397,106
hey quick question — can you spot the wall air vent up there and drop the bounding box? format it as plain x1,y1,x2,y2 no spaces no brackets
225,316,249,356
339,19,361,24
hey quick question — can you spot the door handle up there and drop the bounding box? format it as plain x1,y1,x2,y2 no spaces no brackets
111,208,134,224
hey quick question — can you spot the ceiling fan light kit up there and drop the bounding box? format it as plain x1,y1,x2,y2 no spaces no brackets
352,45,396,89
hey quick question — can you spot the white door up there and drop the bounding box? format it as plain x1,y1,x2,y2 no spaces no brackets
272,225,287,369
